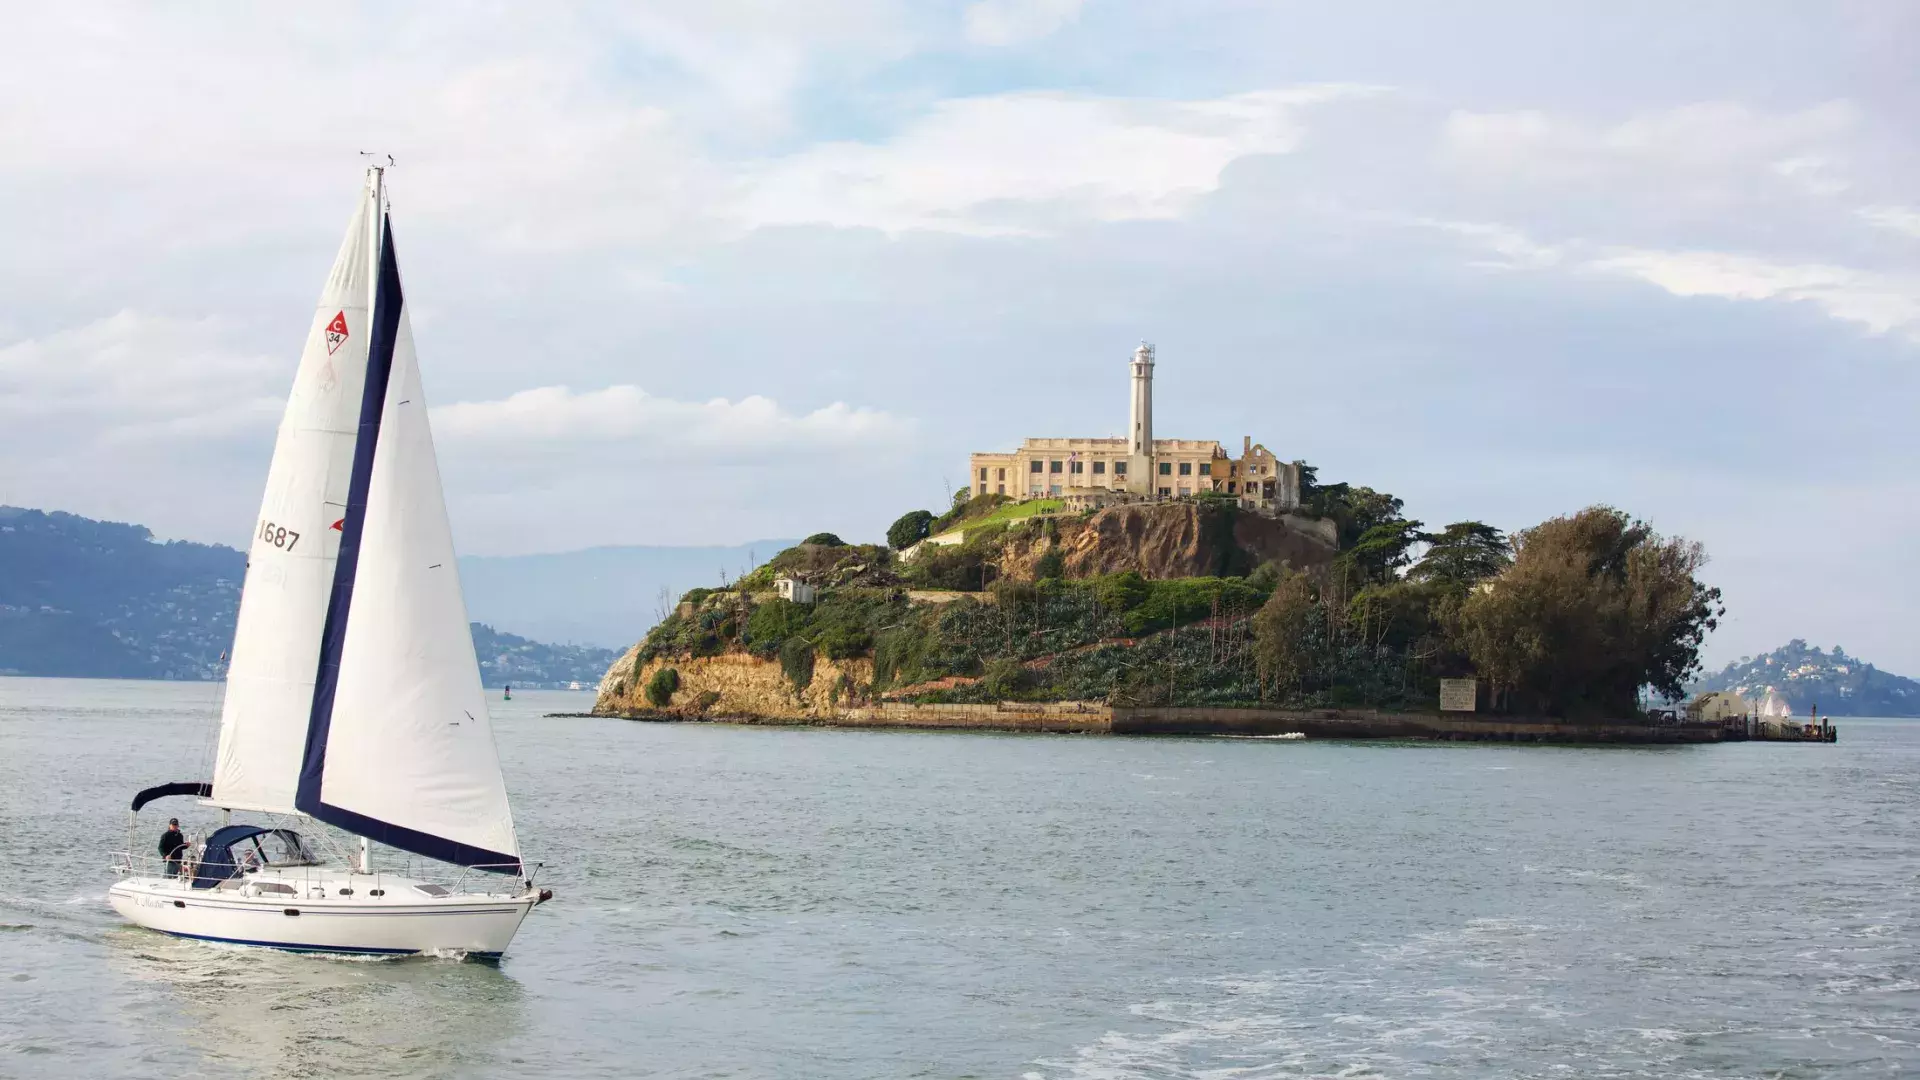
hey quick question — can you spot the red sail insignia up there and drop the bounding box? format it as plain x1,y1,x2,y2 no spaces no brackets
324,311,349,355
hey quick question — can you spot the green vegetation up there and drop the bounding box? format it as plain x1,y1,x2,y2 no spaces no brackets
886,510,934,550
627,468,1724,719
929,496,1060,540
802,532,845,547
645,667,680,707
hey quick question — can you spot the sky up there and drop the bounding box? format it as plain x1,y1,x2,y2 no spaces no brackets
1,2,1916,671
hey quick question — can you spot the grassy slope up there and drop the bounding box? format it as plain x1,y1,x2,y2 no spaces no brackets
931,498,1063,541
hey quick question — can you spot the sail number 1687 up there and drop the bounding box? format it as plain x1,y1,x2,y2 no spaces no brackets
258,519,301,552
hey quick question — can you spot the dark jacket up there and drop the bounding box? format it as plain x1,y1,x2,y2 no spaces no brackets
159,828,186,859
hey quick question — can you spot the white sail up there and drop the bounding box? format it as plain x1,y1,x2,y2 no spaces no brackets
211,188,376,815
296,219,521,869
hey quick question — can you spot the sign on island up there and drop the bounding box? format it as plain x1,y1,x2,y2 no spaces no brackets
1439,678,1479,712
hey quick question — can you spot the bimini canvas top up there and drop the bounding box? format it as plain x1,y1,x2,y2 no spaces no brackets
191,825,315,890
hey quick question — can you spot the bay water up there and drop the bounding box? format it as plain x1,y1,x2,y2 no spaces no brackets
2,676,1915,1078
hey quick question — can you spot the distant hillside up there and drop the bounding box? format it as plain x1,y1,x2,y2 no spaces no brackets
1691,640,1920,717
459,539,797,648
468,623,618,690
0,506,614,687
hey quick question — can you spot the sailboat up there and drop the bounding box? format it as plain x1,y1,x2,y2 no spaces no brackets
109,167,551,959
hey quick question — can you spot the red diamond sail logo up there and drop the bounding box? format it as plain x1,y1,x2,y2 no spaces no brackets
324,311,349,355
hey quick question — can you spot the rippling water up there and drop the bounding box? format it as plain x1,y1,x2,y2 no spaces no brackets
2,676,1916,1078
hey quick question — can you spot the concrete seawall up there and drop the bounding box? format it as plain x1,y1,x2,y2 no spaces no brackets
607,700,1724,744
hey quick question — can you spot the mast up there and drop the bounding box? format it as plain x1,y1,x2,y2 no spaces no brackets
357,163,383,878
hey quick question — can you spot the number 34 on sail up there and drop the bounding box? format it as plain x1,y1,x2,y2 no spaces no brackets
109,167,552,961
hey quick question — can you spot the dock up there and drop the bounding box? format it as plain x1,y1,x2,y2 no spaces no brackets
1715,716,1839,743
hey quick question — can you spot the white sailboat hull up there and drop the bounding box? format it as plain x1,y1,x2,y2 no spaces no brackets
109,870,536,960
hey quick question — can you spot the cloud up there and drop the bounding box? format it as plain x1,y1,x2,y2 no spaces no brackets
0,311,282,443
430,384,914,461
1587,249,1920,338
1412,219,1565,270
736,86,1376,235
1438,102,1860,191
962,0,1085,46
1859,205,1920,240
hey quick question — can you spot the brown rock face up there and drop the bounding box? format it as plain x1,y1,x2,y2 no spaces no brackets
593,648,874,720
997,503,1337,581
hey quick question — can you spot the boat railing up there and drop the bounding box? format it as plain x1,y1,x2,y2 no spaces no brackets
109,850,542,896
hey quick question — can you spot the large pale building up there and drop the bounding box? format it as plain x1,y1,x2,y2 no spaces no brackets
968,344,1303,513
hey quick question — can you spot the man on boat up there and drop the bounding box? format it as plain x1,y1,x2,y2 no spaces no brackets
159,818,187,878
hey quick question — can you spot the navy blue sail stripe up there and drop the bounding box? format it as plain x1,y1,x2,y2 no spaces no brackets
295,215,521,876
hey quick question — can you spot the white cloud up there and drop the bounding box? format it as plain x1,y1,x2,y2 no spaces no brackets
0,311,282,442
1588,249,1920,337
1413,219,1565,270
430,384,913,461
1438,102,1859,194
962,0,1085,46
737,86,1375,235
1859,205,1920,240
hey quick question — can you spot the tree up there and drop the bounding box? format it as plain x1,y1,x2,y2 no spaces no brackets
887,510,935,551
1294,464,1406,548
1410,521,1511,586
952,486,972,510
1252,569,1320,697
802,532,845,547
1448,506,1723,718
1338,518,1425,585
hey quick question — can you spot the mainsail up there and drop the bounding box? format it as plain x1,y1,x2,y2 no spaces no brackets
216,170,520,874
211,190,375,815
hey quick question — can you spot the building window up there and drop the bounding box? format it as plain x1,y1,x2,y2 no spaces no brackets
1229,463,1238,477
1158,486,1172,497
996,468,1005,480
979,467,988,481
1179,487,1191,497
1050,460,1063,474
977,483,986,495
1113,461,1127,476
1092,461,1106,475
1030,460,1042,473
1049,484,1062,495
1227,482,1237,494
1199,463,1211,476
1178,462,1192,476
1159,462,1172,475
1070,460,1083,474
1031,485,1043,496
996,484,1006,495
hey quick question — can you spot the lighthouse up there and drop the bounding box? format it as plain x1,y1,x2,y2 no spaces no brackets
1126,341,1155,495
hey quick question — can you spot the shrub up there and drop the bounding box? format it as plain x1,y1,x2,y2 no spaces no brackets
680,587,715,607
644,667,680,707
982,657,1032,699
886,510,935,550
779,637,816,693
903,546,990,591
803,532,846,547
744,598,809,656
1034,549,1066,580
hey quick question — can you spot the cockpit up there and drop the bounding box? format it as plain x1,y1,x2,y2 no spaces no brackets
191,826,320,890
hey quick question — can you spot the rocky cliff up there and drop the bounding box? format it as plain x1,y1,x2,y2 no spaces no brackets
597,646,874,720
995,502,1337,582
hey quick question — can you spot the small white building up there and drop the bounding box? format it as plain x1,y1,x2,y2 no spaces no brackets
775,577,816,604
